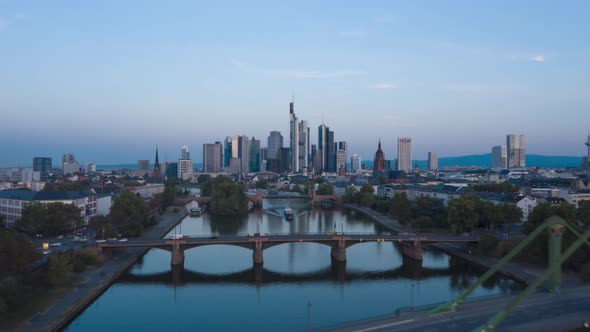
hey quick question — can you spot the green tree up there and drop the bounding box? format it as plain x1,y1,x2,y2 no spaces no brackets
197,174,211,185
110,190,148,237
161,186,176,209
412,196,447,227
315,183,334,195
343,187,359,203
209,176,249,215
577,200,590,226
447,195,480,233
391,192,412,226
47,253,71,286
17,202,83,235
0,231,41,277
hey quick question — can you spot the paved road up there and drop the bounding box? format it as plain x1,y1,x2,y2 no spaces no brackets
22,209,187,332
324,284,590,332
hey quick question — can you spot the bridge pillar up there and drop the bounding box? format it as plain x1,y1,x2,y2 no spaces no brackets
252,263,264,285
171,263,183,285
253,241,264,265
548,224,564,292
400,240,423,261
331,238,347,263
171,243,185,268
331,260,347,283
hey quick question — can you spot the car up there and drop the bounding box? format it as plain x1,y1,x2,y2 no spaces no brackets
118,238,128,242
42,250,51,255
50,242,62,247
107,238,118,241
209,236,218,239
96,239,107,243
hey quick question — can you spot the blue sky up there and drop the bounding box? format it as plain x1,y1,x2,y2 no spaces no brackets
1,1,589,166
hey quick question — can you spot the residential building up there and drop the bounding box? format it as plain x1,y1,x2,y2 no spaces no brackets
492,145,507,169
397,138,412,172
177,159,193,180
428,152,438,171
203,142,223,173
507,134,526,168
124,183,165,199
516,196,537,221
86,163,96,173
351,154,361,173
137,160,150,172
33,157,52,173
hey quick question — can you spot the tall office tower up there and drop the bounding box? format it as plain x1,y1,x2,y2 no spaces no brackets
85,163,96,173
249,137,261,173
63,153,76,163
506,134,526,168
137,160,150,171
583,134,590,173
238,135,251,174
267,131,283,159
33,157,52,172
279,147,292,173
318,124,336,173
298,120,310,172
310,144,320,173
373,140,386,172
428,152,438,171
203,142,223,173
397,138,412,172
165,162,178,179
491,146,507,169
351,154,361,172
289,98,300,172
177,159,193,180
153,145,161,178
181,145,191,160
260,148,268,171
336,142,348,175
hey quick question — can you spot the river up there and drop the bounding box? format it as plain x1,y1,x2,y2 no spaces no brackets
66,198,522,331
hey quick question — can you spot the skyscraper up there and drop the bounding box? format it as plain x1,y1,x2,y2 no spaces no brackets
506,134,526,168
397,138,412,172
203,142,223,173
373,140,386,172
249,137,261,173
238,135,250,174
62,154,80,175
336,141,347,175
318,124,335,173
289,98,299,172
267,131,283,159
181,145,191,160
33,157,52,173
492,146,507,169
428,152,438,171
585,134,590,174
298,120,310,172
351,154,361,172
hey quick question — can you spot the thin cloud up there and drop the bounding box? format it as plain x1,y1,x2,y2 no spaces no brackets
370,83,399,89
375,14,397,23
230,58,366,79
339,28,365,38
529,55,545,62
382,115,414,127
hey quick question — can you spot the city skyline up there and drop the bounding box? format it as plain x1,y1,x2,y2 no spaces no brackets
1,1,589,165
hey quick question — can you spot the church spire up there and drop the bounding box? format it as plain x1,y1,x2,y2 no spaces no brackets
153,145,161,177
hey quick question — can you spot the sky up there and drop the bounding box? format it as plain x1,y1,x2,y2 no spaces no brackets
1,1,589,166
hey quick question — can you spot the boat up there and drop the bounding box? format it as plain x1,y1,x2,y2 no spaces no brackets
190,207,202,216
284,208,294,220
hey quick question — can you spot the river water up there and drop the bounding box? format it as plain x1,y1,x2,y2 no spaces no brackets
66,199,522,331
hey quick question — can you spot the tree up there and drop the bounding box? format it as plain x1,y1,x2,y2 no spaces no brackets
17,202,83,235
110,190,148,237
196,174,211,185
47,253,71,286
315,183,334,195
391,192,412,225
447,195,480,233
42,182,83,192
209,176,249,215
343,187,359,203
577,200,590,226
412,196,447,227
0,231,41,277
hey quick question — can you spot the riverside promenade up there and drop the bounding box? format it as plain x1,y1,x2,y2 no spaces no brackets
343,203,541,284
23,208,188,332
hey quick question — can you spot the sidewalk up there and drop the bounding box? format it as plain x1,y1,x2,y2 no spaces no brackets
22,208,187,332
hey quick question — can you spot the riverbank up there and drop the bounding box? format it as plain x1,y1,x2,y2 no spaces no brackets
22,208,188,332
343,203,543,284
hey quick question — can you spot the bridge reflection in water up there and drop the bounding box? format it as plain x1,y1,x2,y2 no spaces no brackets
117,255,496,287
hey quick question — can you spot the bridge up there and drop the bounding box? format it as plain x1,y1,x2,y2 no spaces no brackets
97,233,479,269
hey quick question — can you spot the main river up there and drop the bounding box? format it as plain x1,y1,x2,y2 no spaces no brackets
66,199,522,331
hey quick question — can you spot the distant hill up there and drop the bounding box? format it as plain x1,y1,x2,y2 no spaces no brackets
361,154,583,170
